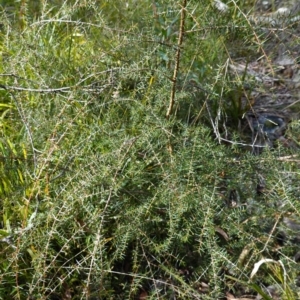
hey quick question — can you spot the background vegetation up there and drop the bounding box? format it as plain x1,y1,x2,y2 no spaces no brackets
0,0,300,299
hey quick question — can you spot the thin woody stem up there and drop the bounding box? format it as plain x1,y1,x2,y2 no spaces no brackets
166,0,187,119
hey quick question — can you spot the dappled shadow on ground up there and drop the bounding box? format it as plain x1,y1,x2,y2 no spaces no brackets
229,0,300,153
221,2,300,299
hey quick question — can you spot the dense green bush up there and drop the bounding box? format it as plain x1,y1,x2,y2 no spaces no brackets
0,0,300,299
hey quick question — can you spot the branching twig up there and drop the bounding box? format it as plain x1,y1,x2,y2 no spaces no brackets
0,67,148,94
2,86,72,93
219,137,267,148
166,0,187,119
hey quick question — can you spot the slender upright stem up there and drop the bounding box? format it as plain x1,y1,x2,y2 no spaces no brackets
166,0,187,119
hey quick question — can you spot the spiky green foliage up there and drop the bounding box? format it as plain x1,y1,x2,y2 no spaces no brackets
1,0,300,299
